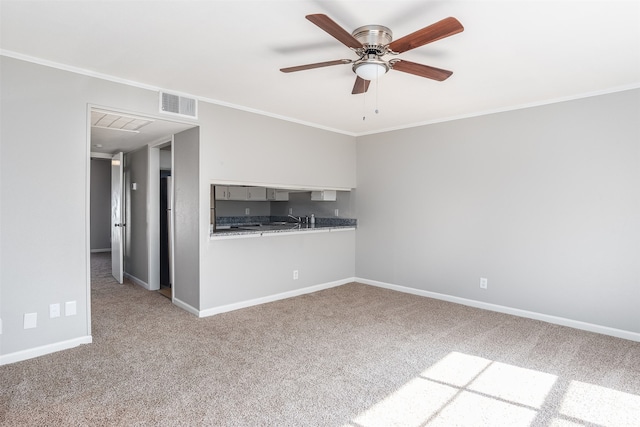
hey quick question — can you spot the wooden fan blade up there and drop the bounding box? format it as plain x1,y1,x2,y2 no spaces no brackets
306,14,362,49
352,77,370,94
391,60,453,81
280,59,352,73
388,17,463,53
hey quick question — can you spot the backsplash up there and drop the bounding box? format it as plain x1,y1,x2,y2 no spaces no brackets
216,216,357,227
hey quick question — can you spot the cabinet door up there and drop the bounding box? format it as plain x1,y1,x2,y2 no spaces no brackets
311,190,337,201
267,188,290,201
227,186,247,200
247,187,267,201
214,186,228,200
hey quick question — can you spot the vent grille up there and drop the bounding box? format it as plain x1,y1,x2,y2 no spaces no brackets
160,92,197,118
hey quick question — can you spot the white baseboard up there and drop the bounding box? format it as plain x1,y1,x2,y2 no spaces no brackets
124,273,150,290
90,248,111,253
172,297,200,317
197,277,355,318
357,277,640,343
0,335,92,366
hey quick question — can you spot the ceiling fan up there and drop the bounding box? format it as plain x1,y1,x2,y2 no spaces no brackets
280,14,464,94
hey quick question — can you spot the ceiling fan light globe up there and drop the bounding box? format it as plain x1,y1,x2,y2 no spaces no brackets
354,62,388,81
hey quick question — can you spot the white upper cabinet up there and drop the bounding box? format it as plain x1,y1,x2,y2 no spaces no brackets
311,190,337,201
246,186,267,201
267,188,289,201
227,186,247,200
215,185,267,201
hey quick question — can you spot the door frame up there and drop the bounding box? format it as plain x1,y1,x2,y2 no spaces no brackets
148,139,174,294
87,104,195,316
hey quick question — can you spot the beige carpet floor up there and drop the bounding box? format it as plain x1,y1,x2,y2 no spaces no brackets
1,252,639,426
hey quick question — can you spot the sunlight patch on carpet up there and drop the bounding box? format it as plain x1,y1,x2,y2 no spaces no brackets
558,380,640,426
346,351,556,426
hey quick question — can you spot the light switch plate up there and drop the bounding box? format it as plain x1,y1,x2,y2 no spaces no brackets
24,312,38,329
65,301,77,316
50,303,61,318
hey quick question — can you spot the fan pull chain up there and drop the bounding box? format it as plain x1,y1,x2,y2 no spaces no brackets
362,84,366,121
375,76,379,114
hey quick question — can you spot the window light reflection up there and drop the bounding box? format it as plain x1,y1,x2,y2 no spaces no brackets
559,380,640,426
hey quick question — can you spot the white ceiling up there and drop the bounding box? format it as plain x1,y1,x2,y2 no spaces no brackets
2,0,639,139
90,109,195,154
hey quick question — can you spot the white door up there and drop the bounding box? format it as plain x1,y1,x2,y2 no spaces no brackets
111,152,124,283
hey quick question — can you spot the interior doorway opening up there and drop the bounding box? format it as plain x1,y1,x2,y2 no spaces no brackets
89,106,195,303
158,144,173,299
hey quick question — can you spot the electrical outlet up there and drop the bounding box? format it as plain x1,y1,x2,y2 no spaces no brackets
334,209,339,217
245,208,250,215
50,303,61,318
65,301,77,316
293,270,299,280
24,312,37,329
480,277,488,289
289,208,293,215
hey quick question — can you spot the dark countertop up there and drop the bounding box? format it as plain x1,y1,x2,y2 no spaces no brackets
210,222,356,239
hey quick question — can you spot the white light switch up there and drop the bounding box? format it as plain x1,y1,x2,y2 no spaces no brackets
65,301,77,316
24,312,38,329
50,303,61,318
131,182,137,190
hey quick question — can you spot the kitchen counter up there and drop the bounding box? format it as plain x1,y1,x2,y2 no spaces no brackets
210,217,356,240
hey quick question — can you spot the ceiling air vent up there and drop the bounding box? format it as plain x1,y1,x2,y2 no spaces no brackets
160,92,197,118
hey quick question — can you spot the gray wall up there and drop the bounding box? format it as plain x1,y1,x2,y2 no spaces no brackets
198,102,357,312
356,89,640,334
3,52,635,362
173,127,200,309
0,56,356,360
204,230,355,310
90,158,111,250
215,200,271,217
124,147,149,284
0,56,197,359
270,190,357,219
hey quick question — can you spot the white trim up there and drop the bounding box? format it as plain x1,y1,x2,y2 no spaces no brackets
0,336,92,366
85,107,93,341
357,278,640,343
0,50,351,136
172,297,199,317
356,83,640,136
90,248,111,253
90,152,113,159
147,146,160,291
197,277,355,318
3,50,639,138
124,273,150,290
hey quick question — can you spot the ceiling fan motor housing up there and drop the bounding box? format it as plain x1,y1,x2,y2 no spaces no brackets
352,25,393,55
351,25,393,79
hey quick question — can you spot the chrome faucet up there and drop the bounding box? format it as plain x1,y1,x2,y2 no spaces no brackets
288,214,301,223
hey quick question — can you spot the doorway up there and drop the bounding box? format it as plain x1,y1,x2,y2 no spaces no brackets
158,147,173,299
89,106,195,299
